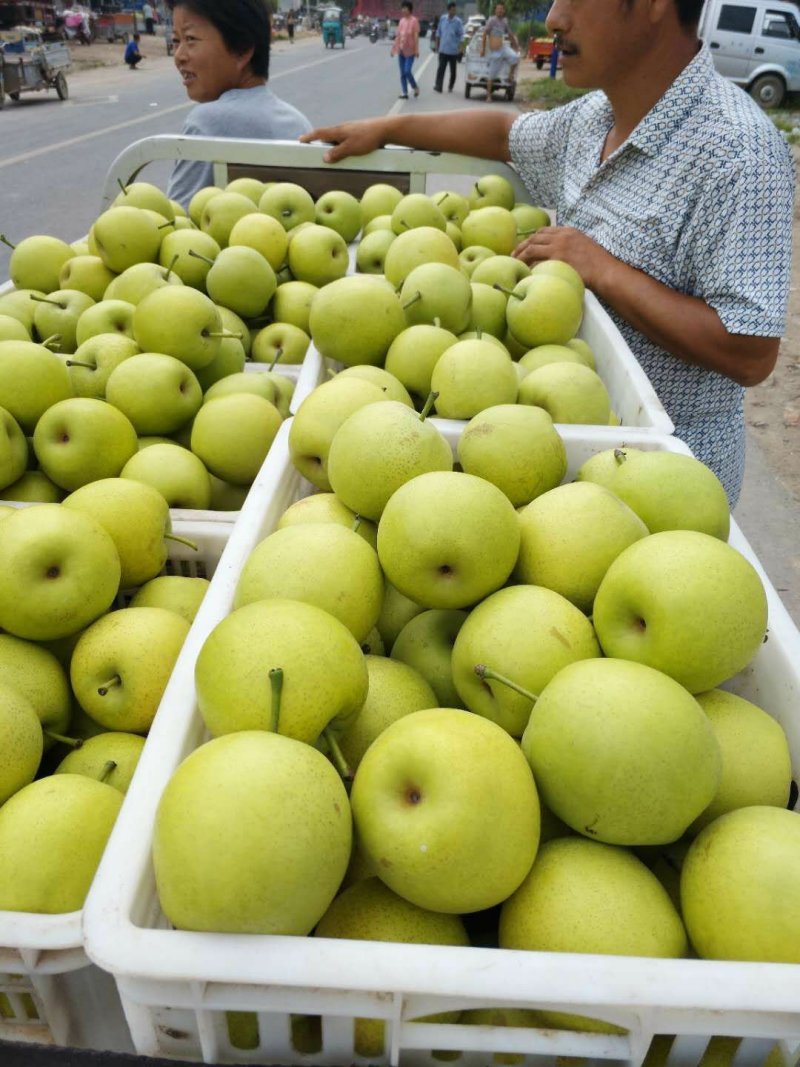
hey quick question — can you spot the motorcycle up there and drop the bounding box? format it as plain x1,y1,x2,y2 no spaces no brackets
369,24,379,42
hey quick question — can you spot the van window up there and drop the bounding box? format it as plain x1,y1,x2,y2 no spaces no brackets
763,9,799,37
717,4,757,32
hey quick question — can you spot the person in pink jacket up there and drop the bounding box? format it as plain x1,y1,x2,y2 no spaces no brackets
392,1,420,99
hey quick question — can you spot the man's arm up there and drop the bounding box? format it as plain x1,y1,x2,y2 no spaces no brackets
515,226,779,386
300,110,514,164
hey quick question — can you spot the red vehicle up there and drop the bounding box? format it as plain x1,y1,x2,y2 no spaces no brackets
527,35,561,70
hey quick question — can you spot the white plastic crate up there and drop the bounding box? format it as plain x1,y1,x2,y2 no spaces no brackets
292,288,673,433
83,421,800,1067
0,519,231,1050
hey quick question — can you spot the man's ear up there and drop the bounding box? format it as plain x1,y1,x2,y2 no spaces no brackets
237,45,256,73
647,0,678,25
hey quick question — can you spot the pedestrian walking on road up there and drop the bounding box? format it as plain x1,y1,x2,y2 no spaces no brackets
392,1,420,99
124,33,143,68
481,1,519,100
433,2,463,93
287,9,296,43
143,1,156,35
166,0,312,206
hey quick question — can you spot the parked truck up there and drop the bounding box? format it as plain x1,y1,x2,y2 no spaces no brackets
700,0,800,107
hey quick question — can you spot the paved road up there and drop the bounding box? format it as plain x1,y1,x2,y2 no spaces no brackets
1,38,797,623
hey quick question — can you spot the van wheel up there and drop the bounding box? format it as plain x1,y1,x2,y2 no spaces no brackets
749,73,785,109
465,83,471,98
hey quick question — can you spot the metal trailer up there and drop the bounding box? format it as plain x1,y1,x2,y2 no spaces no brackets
0,35,69,106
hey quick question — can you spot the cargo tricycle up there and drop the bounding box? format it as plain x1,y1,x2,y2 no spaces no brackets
0,28,69,107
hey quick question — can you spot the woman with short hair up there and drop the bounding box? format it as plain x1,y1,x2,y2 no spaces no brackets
166,0,312,206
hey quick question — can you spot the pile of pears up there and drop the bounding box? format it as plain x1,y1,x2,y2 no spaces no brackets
0,484,210,915
0,178,305,512
151,386,799,1051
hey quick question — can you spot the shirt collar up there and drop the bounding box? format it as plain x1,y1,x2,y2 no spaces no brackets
626,43,715,156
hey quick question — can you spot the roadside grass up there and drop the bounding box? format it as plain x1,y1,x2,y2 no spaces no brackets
769,104,800,144
523,77,589,108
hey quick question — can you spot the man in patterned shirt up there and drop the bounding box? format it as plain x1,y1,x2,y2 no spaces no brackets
300,0,794,505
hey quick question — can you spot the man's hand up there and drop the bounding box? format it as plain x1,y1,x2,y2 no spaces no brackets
513,225,614,291
299,119,388,163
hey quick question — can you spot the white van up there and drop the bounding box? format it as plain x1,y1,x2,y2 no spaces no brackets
700,0,800,106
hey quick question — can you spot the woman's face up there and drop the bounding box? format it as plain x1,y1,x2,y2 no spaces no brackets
172,6,255,102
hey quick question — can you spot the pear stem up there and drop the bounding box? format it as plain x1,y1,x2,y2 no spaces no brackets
97,675,121,697
269,348,283,372
402,291,422,311
269,667,283,733
99,760,117,784
205,330,238,339
165,532,198,551
614,448,628,465
351,514,362,534
188,249,215,266
164,254,180,280
418,391,438,422
433,317,441,329
475,328,483,339
474,664,539,705
116,178,128,195
158,220,174,230
30,295,66,308
323,727,353,783
492,284,522,299
0,234,15,251
66,360,95,370
44,730,83,749
42,334,62,350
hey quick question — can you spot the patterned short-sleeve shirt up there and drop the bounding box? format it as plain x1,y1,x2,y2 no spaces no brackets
509,45,795,505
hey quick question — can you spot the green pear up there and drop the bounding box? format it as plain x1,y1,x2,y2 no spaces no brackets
0,470,64,503
446,220,462,251
377,471,520,610
228,211,289,271
195,599,369,744
188,185,222,227
315,189,362,242
593,531,768,693
93,206,161,273
234,524,384,642
130,575,209,623
461,207,517,255
391,193,447,235
531,258,585,298
400,262,472,334
577,448,730,540
121,442,212,510
55,731,145,793
269,279,317,333
113,180,175,220
565,337,596,367
431,190,471,226
204,245,277,318
287,224,350,288
469,174,515,211
376,581,425,652
59,255,116,302
203,371,277,406
360,183,404,226
33,397,138,491
391,609,467,708
511,202,551,241
4,234,75,292
521,658,721,843
277,492,378,550
62,477,173,588
200,191,257,247
506,274,584,349
71,607,190,733
457,405,567,507
0,289,45,332
0,313,30,343
384,323,459,405
518,343,589,375
191,393,282,485
471,254,530,292
259,182,316,232
0,634,71,741
309,275,406,367
689,690,792,833
515,482,649,613
500,837,687,962
338,656,437,770
336,365,414,406
315,877,468,1057
225,177,264,204
74,299,136,348
153,729,351,933
431,338,518,418
459,245,495,277
681,806,800,962
351,708,540,913
328,399,453,521
467,281,508,337
0,504,120,640
133,287,223,371
519,362,610,424
66,333,140,399
0,773,122,912
360,628,384,656
0,405,28,491
158,228,221,290
452,584,600,736
105,260,184,305
363,214,394,235
251,321,309,366
208,475,249,511
31,289,95,354
383,226,460,288
356,228,396,274
288,377,388,490
0,683,43,805
194,337,246,391
105,353,202,436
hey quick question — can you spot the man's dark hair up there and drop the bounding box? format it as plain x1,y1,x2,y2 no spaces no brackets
675,0,704,25
168,0,271,77
447,2,456,8
401,1,413,11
